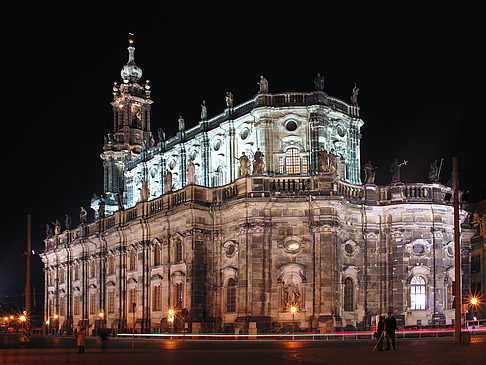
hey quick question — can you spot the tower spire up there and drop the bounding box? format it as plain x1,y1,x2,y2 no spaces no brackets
121,32,142,83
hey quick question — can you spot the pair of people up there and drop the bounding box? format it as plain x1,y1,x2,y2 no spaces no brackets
376,312,397,351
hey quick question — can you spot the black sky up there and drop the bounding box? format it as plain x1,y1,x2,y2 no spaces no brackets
2,2,485,302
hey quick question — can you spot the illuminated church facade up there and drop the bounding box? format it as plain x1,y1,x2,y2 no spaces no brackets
41,39,474,335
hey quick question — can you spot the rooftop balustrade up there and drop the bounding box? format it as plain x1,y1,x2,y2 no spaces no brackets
44,176,453,250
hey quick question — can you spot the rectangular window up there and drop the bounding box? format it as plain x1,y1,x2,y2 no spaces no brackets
74,296,79,316
176,283,183,308
74,266,79,281
471,255,480,274
302,155,308,174
285,148,301,174
59,298,65,316
90,294,96,315
279,157,284,174
108,291,115,314
152,286,161,311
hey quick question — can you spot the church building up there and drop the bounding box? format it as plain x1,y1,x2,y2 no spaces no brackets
41,38,474,335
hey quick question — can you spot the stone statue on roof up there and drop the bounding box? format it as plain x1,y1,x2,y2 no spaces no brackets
363,161,377,184
201,100,207,120
390,158,408,183
45,224,53,239
318,146,329,173
225,92,234,108
80,207,87,224
65,214,71,230
187,160,196,185
158,128,166,143
314,73,325,91
165,170,173,193
258,76,269,93
236,152,250,176
351,83,359,106
178,116,185,132
428,159,442,182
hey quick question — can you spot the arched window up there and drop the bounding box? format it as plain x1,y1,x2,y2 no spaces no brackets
59,268,65,284
129,250,136,271
129,288,137,312
74,264,79,281
90,261,96,278
175,283,183,308
285,148,301,174
175,240,183,262
108,256,115,275
152,285,161,311
154,245,161,266
344,277,354,311
226,278,236,313
411,276,426,310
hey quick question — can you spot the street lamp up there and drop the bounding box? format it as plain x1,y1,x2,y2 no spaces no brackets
290,306,297,340
168,308,175,339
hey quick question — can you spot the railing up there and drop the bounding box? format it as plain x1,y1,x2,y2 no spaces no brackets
271,178,311,192
336,180,364,199
44,176,455,249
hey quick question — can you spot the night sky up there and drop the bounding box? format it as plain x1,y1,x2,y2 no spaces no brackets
2,3,485,306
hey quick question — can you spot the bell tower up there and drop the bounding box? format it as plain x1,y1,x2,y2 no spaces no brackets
96,35,154,215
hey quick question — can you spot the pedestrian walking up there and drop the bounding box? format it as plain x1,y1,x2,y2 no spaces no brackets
77,325,86,353
377,316,386,351
385,311,397,350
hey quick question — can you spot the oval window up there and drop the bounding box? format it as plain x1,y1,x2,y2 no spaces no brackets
413,244,425,255
286,121,298,132
344,243,354,255
240,128,249,140
214,140,221,151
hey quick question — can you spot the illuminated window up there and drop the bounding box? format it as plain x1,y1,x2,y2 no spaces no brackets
410,276,426,310
152,285,161,311
344,278,353,311
108,291,115,314
279,157,284,174
226,278,236,313
129,250,136,271
302,155,308,174
285,148,301,174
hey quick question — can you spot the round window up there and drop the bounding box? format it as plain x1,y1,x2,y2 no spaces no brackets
413,244,425,255
447,246,454,257
344,243,354,255
226,244,235,255
285,241,300,252
336,125,346,137
240,128,249,140
286,121,298,132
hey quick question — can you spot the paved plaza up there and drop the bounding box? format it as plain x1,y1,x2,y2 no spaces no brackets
0,334,485,364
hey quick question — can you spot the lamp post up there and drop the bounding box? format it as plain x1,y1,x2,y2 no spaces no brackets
168,308,175,340
290,306,297,340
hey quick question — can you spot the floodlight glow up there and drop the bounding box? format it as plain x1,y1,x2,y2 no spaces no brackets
470,297,478,305
290,306,297,314
19,315,26,322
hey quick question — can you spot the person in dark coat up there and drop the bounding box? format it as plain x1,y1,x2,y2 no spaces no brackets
376,316,386,351
385,311,397,350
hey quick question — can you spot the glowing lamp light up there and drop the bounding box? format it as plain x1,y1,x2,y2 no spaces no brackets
470,297,478,305
98,312,104,319
10,316,14,320
19,315,26,322
290,306,297,314
53,314,59,319
3,316,8,321
46,319,50,325
168,309,175,316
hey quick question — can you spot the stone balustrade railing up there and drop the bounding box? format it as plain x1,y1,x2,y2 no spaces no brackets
44,177,453,249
